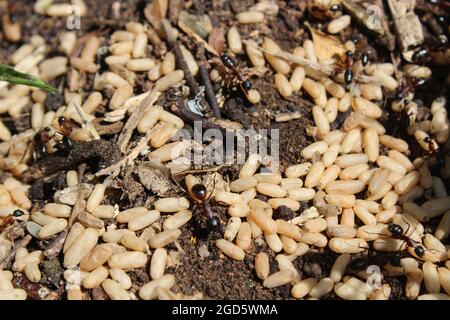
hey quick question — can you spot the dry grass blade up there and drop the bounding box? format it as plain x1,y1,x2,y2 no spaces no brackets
242,40,334,76
116,87,160,154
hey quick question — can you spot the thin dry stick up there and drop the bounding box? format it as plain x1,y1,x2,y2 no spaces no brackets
161,19,202,97
198,46,222,119
242,40,334,76
161,19,221,119
44,197,86,259
96,123,164,177
116,87,160,154
73,101,100,140
0,234,32,269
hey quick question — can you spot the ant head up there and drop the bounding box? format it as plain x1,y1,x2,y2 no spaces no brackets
208,217,220,230
396,92,405,100
351,36,359,44
329,4,341,12
362,53,369,66
58,116,67,126
191,184,207,201
241,80,253,92
390,255,401,267
388,223,403,237
413,78,426,87
13,209,24,217
436,15,446,24
412,48,429,63
349,258,367,272
220,54,234,67
43,127,51,133
345,50,353,58
414,245,425,257
423,136,432,143
438,35,448,46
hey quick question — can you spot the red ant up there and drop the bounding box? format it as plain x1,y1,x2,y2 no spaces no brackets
33,127,52,158
422,136,439,157
220,54,253,96
306,0,341,21
342,50,354,87
54,116,75,153
352,36,369,67
190,183,220,231
0,209,24,232
6,1,18,24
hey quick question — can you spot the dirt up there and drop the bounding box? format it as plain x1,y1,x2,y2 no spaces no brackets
1,0,448,300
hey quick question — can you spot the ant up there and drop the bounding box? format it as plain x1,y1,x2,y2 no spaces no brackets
352,36,369,67
347,254,400,274
306,0,341,21
190,183,221,232
422,136,439,157
342,50,354,87
0,209,24,232
34,127,52,158
395,77,427,102
220,54,253,96
409,35,448,64
389,77,426,129
5,1,18,24
55,116,74,152
386,222,426,258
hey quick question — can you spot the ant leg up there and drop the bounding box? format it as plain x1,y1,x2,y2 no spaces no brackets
399,215,416,237
19,142,32,164
205,175,217,201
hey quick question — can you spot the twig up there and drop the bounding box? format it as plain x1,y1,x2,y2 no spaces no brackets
178,19,219,56
96,123,164,177
172,164,227,176
116,87,160,154
20,140,121,183
242,40,334,75
161,19,221,119
198,46,222,119
44,197,86,259
72,100,100,140
13,274,60,300
0,234,32,269
172,99,225,134
387,0,424,62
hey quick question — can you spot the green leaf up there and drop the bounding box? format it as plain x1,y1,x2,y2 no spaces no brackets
0,64,58,93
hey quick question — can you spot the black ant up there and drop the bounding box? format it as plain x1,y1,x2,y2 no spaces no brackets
348,254,400,274
190,183,221,232
220,54,253,96
386,223,426,258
